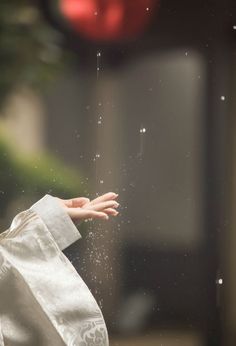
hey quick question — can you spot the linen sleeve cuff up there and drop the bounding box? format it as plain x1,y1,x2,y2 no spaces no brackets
30,194,82,251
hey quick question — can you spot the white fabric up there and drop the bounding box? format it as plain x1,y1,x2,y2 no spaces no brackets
30,194,82,251
0,195,109,345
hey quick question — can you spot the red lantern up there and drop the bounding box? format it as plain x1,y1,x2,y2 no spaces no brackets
60,0,158,42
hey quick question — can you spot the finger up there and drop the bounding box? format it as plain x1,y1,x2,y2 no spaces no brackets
89,192,118,206
103,208,119,216
87,200,119,211
63,197,90,208
68,208,109,221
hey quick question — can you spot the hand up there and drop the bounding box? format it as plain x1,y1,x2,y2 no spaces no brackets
56,192,119,223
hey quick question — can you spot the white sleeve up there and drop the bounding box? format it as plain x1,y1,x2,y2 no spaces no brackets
30,194,82,251
0,196,109,346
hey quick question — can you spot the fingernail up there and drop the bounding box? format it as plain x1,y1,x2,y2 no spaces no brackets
103,215,109,220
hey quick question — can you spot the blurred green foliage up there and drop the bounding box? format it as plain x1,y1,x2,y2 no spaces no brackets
0,0,72,106
0,137,85,218
0,1,86,227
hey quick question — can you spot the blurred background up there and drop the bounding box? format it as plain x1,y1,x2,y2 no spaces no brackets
1,0,236,345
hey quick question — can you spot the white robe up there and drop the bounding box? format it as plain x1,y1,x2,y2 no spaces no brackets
0,194,109,345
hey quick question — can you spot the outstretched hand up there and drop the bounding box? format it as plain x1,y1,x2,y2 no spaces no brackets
56,192,119,223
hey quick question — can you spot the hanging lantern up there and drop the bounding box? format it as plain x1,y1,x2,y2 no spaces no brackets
60,0,158,42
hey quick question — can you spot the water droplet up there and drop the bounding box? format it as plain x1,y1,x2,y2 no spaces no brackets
140,127,146,133
220,95,225,101
100,180,104,184
185,52,188,56
233,25,236,30
146,7,150,11
94,11,98,16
